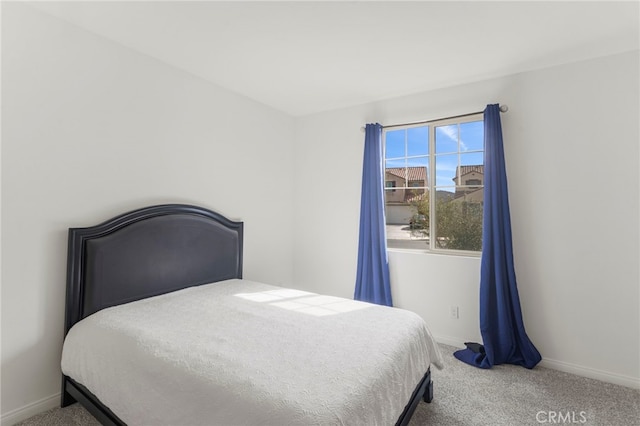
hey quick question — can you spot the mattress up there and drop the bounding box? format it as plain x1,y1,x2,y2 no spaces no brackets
61,279,443,425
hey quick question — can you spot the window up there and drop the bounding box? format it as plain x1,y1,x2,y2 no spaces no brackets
384,115,484,253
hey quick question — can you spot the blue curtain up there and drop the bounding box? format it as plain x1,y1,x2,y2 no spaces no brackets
454,104,541,369
354,123,393,307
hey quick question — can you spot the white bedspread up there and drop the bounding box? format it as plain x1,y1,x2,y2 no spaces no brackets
61,279,443,426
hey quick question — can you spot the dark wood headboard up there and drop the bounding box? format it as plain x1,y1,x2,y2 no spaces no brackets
64,204,243,336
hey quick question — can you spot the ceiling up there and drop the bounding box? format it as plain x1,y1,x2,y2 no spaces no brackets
26,1,640,117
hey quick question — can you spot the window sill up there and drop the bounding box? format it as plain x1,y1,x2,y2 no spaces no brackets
387,247,482,258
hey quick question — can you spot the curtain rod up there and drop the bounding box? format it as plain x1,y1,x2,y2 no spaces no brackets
361,105,508,132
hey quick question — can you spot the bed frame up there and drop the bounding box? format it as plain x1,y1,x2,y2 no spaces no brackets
60,204,432,425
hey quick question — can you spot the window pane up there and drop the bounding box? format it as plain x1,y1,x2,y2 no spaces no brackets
433,193,483,251
435,125,458,154
385,161,405,201
385,198,430,250
406,156,429,188
385,130,405,159
460,152,483,167
407,126,429,156
385,158,406,170
460,121,483,152
386,224,430,250
435,154,457,187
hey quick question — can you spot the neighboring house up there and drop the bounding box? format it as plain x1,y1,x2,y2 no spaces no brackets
385,166,427,224
384,166,427,204
452,165,484,203
385,165,485,223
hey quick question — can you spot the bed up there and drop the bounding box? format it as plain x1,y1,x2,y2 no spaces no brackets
60,204,443,425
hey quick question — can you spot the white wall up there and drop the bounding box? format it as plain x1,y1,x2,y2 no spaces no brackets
293,51,639,388
1,3,638,423
1,4,295,422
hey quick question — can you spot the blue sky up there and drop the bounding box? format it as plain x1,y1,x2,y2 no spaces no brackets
385,120,483,191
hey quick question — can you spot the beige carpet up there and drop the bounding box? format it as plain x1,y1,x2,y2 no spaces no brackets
16,345,640,426
409,345,639,425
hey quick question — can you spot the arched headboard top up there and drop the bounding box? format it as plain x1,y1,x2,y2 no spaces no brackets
64,204,243,335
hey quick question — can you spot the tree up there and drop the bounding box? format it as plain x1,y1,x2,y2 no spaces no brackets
410,190,483,251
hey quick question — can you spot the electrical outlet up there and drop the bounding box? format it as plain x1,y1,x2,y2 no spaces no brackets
450,305,459,319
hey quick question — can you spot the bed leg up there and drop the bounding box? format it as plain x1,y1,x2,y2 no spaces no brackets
423,379,434,403
62,390,76,407
61,376,77,407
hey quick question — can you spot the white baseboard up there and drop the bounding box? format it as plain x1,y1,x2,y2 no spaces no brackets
539,358,640,390
434,334,466,349
434,335,640,390
1,393,60,426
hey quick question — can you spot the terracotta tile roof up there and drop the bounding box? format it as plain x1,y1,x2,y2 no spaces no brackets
455,165,483,178
385,166,427,182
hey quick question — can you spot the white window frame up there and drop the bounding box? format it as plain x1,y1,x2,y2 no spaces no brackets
383,113,484,256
